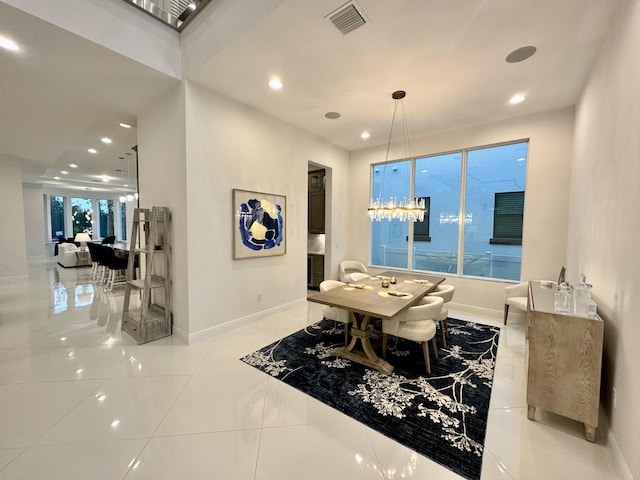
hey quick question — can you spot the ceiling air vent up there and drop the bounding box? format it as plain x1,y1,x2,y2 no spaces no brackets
327,1,368,35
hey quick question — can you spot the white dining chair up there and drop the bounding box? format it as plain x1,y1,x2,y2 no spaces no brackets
504,282,528,324
427,284,456,349
339,260,369,283
381,295,444,374
319,280,352,345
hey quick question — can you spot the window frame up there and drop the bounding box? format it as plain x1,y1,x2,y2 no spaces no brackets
370,139,528,281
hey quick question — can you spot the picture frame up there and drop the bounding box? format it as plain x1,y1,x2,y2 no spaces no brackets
233,189,286,259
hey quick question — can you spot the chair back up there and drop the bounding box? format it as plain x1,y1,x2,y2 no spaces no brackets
399,295,444,323
382,295,443,336
86,242,98,262
102,235,116,245
428,284,455,303
320,280,345,293
339,260,368,283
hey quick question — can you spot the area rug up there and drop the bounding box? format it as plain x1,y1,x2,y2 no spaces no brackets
240,318,500,480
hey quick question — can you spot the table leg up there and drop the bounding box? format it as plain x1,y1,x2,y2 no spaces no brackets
527,405,536,420
584,424,596,442
333,312,394,374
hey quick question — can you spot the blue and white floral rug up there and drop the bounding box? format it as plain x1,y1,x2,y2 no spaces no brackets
241,318,500,480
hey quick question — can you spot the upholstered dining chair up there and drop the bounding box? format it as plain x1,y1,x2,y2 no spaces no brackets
103,247,129,291
381,295,444,374
504,282,529,324
339,260,369,283
319,280,352,345
427,284,456,349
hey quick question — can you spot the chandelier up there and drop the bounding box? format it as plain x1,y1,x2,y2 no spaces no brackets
368,90,426,222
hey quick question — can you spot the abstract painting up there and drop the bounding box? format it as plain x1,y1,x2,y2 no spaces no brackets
233,189,286,259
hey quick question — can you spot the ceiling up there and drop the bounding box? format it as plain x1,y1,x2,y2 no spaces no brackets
0,1,179,194
0,0,623,193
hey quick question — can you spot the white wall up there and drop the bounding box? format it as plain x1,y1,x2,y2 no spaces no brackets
181,81,349,339
137,84,189,337
22,184,45,257
570,0,639,476
0,156,28,277
348,107,575,312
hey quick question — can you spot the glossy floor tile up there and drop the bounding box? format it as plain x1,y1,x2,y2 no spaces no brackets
0,259,627,479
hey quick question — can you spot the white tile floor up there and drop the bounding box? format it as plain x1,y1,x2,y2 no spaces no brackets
0,258,626,479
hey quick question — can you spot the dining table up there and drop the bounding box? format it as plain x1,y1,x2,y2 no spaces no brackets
307,270,445,374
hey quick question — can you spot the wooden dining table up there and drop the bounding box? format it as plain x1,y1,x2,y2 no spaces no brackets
307,270,445,374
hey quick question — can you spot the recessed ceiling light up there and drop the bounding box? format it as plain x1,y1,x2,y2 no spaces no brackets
101,137,112,144
0,36,20,52
506,46,537,63
61,170,69,175
360,131,370,139
324,112,341,119
119,122,132,129
509,94,526,105
102,176,109,182
69,163,78,168
54,176,61,180
88,148,98,154
268,79,283,89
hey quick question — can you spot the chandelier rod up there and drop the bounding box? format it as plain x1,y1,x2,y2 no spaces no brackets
377,92,403,203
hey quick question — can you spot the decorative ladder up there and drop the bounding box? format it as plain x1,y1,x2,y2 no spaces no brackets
121,206,172,344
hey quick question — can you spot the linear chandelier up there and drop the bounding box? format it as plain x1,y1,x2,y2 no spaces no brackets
368,90,426,222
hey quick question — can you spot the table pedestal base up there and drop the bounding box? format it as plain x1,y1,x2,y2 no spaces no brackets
332,313,394,375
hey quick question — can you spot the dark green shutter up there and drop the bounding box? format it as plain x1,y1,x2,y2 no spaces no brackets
490,191,524,245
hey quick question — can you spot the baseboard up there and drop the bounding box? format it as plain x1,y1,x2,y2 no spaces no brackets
608,429,634,480
448,302,503,322
186,298,308,344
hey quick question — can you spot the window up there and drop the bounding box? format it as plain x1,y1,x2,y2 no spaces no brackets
490,191,524,245
370,160,410,268
463,142,527,280
98,199,115,238
413,152,462,273
71,197,93,236
371,140,528,281
50,195,65,240
120,201,127,240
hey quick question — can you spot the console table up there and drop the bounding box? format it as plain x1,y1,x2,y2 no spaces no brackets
75,250,91,267
526,281,604,442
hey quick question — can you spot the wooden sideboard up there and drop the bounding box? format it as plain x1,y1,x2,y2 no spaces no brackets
526,281,604,442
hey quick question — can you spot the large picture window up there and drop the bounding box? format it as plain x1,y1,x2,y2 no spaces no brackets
371,140,528,281
50,195,65,240
370,160,410,268
120,201,127,240
98,199,115,238
71,197,93,237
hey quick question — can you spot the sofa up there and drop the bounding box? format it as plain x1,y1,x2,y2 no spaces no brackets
57,242,82,267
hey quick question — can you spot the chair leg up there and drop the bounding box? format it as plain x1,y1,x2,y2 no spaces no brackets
431,337,438,358
421,341,431,374
504,304,510,324
441,319,448,346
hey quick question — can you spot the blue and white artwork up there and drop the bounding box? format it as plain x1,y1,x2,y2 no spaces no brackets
233,189,286,259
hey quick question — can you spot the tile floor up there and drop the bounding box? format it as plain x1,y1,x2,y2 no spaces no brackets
0,258,626,479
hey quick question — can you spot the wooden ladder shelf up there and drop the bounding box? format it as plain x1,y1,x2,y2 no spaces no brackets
121,206,172,344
